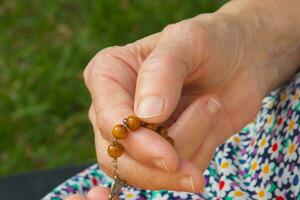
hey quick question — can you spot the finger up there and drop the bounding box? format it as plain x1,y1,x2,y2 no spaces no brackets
84,33,161,99
84,37,180,172
89,104,179,172
87,186,119,200
169,95,222,160
191,96,237,172
84,34,161,134
191,124,222,172
134,20,209,124
94,128,205,193
64,194,86,200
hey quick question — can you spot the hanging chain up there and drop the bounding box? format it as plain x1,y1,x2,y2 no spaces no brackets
108,144,132,199
112,157,118,179
107,116,173,199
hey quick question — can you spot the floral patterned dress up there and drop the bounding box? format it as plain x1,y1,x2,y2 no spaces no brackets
43,71,300,200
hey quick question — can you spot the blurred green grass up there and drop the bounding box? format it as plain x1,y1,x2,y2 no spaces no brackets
0,0,226,176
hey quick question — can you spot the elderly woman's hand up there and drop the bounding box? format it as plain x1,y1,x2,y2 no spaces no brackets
68,0,300,198
82,13,261,192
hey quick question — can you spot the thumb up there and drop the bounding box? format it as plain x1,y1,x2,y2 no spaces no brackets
134,21,209,123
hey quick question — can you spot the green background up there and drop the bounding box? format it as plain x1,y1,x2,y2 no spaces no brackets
0,0,226,176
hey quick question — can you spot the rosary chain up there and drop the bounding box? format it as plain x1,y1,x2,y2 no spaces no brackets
112,156,132,189
109,144,132,200
108,116,172,199
112,157,118,179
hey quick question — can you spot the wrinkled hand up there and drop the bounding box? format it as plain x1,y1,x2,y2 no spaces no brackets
83,15,267,193
79,1,300,196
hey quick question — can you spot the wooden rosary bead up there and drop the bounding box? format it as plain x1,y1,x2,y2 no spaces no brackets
143,123,158,131
165,136,175,146
107,142,124,158
123,115,141,131
157,126,168,137
112,124,128,139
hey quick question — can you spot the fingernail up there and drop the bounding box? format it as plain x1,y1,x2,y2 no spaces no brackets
153,158,170,172
207,97,221,114
180,176,196,192
137,96,164,118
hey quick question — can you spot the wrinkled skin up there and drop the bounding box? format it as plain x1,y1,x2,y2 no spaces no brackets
67,0,300,199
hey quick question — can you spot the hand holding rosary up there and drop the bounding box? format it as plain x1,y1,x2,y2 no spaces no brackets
107,115,174,200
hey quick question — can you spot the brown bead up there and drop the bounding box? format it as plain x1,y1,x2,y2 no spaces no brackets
165,136,175,146
107,142,124,158
112,124,128,139
123,115,141,130
144,123,158,131
157,126,168,137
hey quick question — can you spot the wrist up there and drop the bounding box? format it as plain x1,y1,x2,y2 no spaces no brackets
216,0,300,95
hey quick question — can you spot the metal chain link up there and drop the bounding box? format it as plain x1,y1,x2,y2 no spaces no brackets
109,141,131,199
112,158,118,179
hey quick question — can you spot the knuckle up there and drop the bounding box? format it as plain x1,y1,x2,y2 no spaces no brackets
163,20,196,36
97,45,123,58
83,59,97,87
162,23,177,34
83,61,93,87
88,105,95,124
163,20,207,45
82,65,90,84
83,46,123,86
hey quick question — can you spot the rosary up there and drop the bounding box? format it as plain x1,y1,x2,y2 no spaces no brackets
107,115,174,200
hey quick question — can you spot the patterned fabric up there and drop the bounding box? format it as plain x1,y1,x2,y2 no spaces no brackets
43,71,300,200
